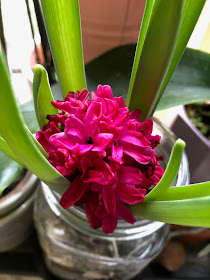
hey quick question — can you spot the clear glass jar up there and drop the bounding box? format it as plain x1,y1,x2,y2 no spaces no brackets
34,120,189,280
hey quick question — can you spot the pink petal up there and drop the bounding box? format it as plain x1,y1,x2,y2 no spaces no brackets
121,130,151,147
84,193,102,229
49,132,82,149
80,157,93,177
65,115,86,137
113,96,126,108
36,131,55,153
102,215,118,234
117,166,143,185
150,135,161,149
137,118,153,138
122,142,155,164
48,148,69,166
84,170,104,183
72,143,93,155
112,108,129,126
97,85,113,99
85,101,102,124
95,97,108,114
111,144,123,164
89,119,100,140
85,203,102,229
129,109,141,121
92,133,113,151
76,89,89,101
103,185,116,216
91,91,97,100
52,99,84,114
60,176,89,209
117,183,146,205
117,200,136,224
95,201,107,220
106,99,118,115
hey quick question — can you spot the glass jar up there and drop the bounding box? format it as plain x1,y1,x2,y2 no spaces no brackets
34,120,189,280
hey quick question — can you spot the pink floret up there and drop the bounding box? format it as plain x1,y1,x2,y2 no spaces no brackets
36,85,164,234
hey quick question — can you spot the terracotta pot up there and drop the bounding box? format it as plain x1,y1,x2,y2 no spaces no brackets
0,171,39,252
79,0,146,63
171,105,210,183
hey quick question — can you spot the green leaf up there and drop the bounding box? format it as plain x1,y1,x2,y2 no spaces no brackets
144,139,185,202
126,0,184,121
158,181,210,201
85,45,210,111
33,45,210,122
0,137,23,165
0,43,70,195
152,0,206,114
0,151,23,196
33,65,59,129
130,196,210,228
20,101,39,133
40,0,86,96
157,48,210,110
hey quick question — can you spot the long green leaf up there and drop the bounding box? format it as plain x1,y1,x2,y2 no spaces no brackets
152,0,206,114
33,64,59,129
0,151,23,196
20,46,210,134
40,0,86,96
126,0,184,121
0,43,70,195
85,45,210,111
158,181,210,201
131,196,210,227
144,139,185,202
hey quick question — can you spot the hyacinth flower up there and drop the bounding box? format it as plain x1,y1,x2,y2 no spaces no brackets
0,0,210,233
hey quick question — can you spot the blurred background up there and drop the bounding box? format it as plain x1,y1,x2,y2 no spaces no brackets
1,0,210,109
1,1,210,279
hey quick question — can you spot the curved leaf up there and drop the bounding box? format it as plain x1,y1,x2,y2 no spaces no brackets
152,0,206,114
33,65,59,129
144,138,186,202
40,0,86,96
0,43,70,195
0,137,23,165
85,45,210,111
126,0,184,121
131,196,210,228
158,181,210,201
0,151,23,196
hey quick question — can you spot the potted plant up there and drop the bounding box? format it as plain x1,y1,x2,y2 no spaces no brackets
0,152,38,252
0,0,210,279
172,103,210,183
167,48,210,183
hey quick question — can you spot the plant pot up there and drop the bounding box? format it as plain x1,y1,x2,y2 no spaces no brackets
33,120,189,280
0,171,39,252
171,105,210,183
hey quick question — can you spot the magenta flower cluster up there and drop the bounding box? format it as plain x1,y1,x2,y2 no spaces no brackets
36,85,164,234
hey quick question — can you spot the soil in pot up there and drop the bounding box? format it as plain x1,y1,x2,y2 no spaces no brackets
185,101,210,141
